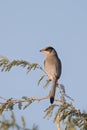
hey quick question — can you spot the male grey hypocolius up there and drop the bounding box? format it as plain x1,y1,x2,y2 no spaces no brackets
40,46,62,104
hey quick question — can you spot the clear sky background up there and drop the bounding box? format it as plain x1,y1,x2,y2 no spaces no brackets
0,0,87,130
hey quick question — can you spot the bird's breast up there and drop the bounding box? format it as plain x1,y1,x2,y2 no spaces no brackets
44,56,61,80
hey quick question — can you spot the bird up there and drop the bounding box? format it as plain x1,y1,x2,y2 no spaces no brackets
40,46,62,104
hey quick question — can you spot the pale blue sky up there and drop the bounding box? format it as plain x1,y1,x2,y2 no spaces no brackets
0,0,87,129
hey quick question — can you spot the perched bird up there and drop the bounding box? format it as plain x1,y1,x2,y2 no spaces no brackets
40,46,62,104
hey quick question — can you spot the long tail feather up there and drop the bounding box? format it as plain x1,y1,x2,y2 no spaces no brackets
50,80,57,104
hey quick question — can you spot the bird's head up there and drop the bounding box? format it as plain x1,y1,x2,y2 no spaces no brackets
40,46,57,56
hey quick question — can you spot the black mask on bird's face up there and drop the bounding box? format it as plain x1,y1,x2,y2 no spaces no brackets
40,46,57,56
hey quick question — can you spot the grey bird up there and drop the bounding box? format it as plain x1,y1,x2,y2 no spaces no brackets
40,46,62,104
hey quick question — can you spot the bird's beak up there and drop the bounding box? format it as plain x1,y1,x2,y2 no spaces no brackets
40,48,49,55
40,49,45,52
40,49,42,52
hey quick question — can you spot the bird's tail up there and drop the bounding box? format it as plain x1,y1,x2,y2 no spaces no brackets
50,80,57,104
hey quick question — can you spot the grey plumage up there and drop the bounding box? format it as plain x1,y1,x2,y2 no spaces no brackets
40,46,62,104
50,80,57,104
